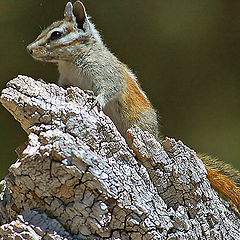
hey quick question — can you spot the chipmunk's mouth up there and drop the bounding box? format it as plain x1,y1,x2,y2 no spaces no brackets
31,54,58,63
27,45,58,63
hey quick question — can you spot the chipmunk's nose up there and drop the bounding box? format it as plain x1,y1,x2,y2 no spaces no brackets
26,45,33,54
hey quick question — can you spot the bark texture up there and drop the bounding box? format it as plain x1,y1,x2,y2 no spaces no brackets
0,75,239,240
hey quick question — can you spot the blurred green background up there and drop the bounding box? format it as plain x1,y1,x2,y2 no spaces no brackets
0,0,239,179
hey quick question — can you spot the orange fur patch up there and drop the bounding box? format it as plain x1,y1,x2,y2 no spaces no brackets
121,71,151,122
206,168,240,209
67,24,74,32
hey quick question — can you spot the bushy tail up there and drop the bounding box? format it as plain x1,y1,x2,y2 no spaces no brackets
198,154,240,213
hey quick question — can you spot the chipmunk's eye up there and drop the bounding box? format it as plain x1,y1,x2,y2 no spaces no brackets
50,31,62,40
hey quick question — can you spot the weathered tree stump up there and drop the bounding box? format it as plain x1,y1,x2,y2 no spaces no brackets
0,75,239,239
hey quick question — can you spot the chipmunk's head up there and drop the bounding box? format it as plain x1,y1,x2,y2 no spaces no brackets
27,1,102,63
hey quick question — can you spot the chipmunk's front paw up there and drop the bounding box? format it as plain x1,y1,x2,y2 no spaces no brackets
95,95,106,109
88,95,103,111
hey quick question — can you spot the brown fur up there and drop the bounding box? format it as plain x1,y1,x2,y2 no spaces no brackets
207,169,240,209
199,154,240,212
121,71,151,122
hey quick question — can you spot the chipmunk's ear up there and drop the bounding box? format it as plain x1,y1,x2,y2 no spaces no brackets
64,2,74,21
73,1,88,31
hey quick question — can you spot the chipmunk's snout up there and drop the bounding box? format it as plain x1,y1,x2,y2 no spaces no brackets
26,42,56,62
26,44,33,55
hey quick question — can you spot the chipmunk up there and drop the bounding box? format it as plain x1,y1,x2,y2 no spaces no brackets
27,1,240,213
